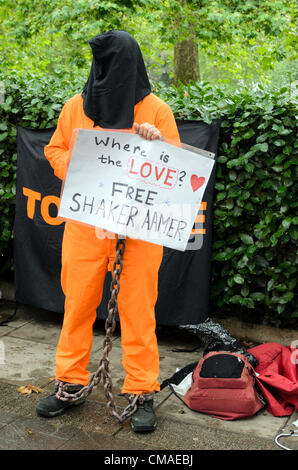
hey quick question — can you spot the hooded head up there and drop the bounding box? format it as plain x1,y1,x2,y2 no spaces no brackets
82,30,151,129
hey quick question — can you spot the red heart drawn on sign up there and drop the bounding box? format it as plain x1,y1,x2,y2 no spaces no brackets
191,175,205,192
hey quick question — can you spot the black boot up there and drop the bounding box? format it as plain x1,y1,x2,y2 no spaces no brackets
130,397,157,432
36,383,86,418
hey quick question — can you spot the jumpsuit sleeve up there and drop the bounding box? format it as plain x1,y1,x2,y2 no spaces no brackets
155,103,180,143
44,100,73,180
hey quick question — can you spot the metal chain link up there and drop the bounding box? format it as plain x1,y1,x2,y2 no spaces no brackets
55,235,154,423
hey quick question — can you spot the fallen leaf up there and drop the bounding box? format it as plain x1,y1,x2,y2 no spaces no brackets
26,429,34,435
17,384,43,394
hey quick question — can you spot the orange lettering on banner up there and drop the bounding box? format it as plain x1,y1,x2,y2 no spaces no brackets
41,195,61,226
195,214,205,223
22,187,41,219
191,201,207,235
22,186,63,226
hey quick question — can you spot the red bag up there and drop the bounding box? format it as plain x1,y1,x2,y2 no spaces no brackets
183,351,265,420
248,343,298,416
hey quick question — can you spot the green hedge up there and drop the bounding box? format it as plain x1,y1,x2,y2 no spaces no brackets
0,72,297,327
158,81,298,327
0,71,86,273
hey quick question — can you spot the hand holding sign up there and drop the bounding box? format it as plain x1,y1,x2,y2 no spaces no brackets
133,122,162,141
58,129,215,251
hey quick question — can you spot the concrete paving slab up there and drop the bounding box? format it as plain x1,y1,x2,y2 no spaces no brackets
0,309,122,389
0,381,84,450
115,415,278,451
286,410,298,429
48,397,123,436
0,335,117,388
0,381,121,437
0,325,14,337
0,302,56,329
5,319,108,355
0,336,56,386
0,299,294,451
273,411,298,451
2,306,120,348
0,411,19,430
0,416,78,450
0,382,281,451
57,430,158,451
155,391,288,440
5,319,63,346
0,379,131,437
0,382,45,417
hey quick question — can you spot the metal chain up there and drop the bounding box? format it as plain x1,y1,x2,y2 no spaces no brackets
55,235,154,423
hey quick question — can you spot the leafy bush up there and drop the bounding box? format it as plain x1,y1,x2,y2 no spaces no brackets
0,71,86,273
0,72,297,327
159,81,297,327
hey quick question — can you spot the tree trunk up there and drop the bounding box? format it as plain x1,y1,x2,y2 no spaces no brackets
174,38,200,86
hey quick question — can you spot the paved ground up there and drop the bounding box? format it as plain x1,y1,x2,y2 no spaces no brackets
0,300,297,455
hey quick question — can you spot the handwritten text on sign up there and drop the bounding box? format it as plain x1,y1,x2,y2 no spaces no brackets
58,130,215,251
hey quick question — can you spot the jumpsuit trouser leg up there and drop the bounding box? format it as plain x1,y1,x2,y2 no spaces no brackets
55,223,109,386
55,223,163,394
115,237,163,395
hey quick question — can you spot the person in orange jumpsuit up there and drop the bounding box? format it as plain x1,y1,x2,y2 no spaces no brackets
36,30,180,432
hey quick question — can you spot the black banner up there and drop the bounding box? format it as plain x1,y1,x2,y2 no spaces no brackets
14,120,220,325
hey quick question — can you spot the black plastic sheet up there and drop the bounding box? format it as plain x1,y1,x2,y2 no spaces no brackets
179,318,258,367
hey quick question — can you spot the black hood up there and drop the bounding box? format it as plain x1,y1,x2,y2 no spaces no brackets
82,30,151,129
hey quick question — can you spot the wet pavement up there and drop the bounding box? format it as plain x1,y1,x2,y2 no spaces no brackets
0,301,297,455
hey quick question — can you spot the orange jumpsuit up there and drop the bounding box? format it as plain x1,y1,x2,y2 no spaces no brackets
44,93,180,395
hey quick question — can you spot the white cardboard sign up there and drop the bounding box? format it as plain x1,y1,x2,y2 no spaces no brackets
58,129,215,251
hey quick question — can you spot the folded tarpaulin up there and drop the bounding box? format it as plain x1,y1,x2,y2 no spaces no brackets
247,342,298,417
